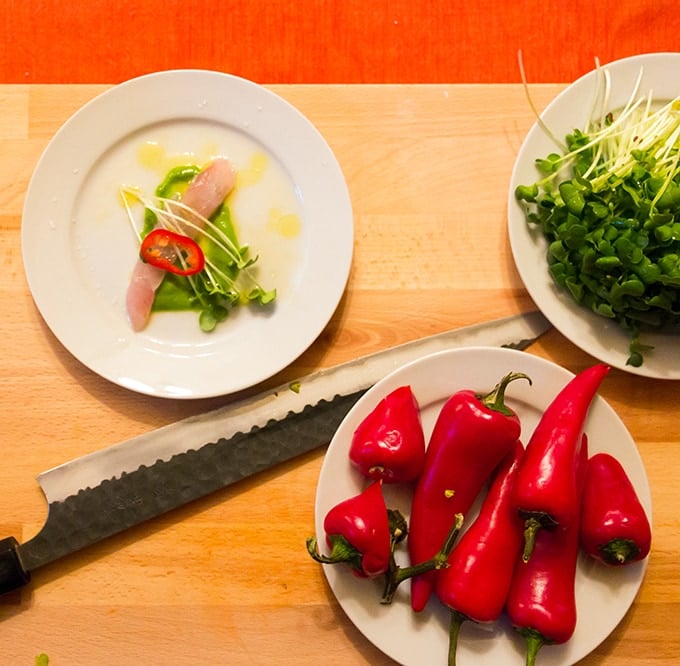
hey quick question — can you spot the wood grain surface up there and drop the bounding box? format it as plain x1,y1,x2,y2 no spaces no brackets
0,83,678,665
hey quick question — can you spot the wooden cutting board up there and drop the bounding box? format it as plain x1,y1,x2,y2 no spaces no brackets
0,83,678,665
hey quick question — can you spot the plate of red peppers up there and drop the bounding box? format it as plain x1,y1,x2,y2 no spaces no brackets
311,346,651,666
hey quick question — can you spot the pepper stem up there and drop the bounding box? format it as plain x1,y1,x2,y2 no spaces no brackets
305,534,362,571
522,517,542,563
520,511,559,562
380,513,464,604
521,628,545,666
448,611,466,666
479,372,532,416
600,538,641,565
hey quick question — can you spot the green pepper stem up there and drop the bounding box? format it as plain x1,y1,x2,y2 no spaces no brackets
522,517,542,563
380,513,464,604
600,538,641,565
522,629,545,666
520,511,559,562
479,372,532,416
305,535,362,571
448,611,466,666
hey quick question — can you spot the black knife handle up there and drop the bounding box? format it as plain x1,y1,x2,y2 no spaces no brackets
0,536,31,594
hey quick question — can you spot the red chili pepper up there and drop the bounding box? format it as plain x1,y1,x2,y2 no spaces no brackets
349,385,426,484
506,434,589,666
408,372,530,612
435,439,526,664
514,363,609,561
580,452,652,566
306,481,392,578
140,228,205,276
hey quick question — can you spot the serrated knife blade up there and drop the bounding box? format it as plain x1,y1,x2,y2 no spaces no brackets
0,311,550,595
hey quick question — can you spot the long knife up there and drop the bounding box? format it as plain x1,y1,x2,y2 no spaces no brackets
0,311,550,596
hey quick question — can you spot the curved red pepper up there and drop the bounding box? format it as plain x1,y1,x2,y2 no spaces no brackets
140,228,205,276
307,481,391,578
435,440,526,662
580,452,652,566
349,385,426,484
408,372,529,612
506,434,589,666
514,363,609,561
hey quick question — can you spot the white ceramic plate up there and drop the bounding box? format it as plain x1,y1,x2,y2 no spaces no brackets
508,52,680,379
315,347,651,666
21,70,353,398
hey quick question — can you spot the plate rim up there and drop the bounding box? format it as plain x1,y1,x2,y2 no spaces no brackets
21,69,353,399
508,51,680,380
314,346,651,666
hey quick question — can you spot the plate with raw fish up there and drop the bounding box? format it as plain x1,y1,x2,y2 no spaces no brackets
21,70,353,398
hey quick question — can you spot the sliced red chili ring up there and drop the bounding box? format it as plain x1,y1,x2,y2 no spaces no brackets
140,228,205,276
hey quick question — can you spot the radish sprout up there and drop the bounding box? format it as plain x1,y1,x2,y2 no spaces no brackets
516,62,680,366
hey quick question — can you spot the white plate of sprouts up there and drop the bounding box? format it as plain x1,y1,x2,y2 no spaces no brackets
508,52,680,379
21,70,353,398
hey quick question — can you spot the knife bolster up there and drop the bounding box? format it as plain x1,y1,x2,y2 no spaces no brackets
0,536,30,595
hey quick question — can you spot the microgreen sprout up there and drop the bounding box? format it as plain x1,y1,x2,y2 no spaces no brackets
516,60,680,366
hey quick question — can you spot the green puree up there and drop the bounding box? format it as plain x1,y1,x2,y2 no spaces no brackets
142,164,200,236
143,164,276,332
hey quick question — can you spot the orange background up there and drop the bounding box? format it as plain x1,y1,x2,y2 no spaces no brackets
1,0,677,84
